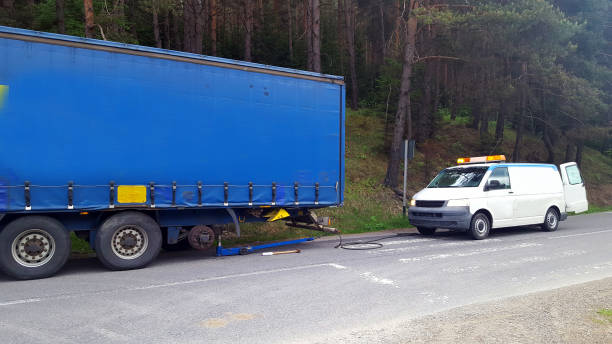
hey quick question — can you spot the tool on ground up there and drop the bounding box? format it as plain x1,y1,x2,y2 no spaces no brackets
261,249,301,256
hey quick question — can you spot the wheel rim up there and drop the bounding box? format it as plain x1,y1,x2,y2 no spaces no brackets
474,217,488,234
547,211,557,228
11,229,56,268
111,225,148,260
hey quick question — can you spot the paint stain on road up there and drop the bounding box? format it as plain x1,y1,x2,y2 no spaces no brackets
231,313,257,321
201,318,230,328
200,313,259,329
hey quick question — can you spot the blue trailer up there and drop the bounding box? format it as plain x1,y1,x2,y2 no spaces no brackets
0,26,345,279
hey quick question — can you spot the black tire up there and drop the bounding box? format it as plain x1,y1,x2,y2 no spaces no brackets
469,212,490,240
0,216,70,280
417,227,436,236
95,211,162,270
541,207,559,232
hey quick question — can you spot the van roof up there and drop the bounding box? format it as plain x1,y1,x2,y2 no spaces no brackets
449,162,558,171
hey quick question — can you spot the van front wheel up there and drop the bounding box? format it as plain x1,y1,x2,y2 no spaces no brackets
541,208,559,232
469,213,490,240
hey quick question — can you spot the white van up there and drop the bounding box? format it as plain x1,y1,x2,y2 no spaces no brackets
408,155,588,239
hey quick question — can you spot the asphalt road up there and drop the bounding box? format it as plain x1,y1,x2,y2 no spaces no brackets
0,212,611,344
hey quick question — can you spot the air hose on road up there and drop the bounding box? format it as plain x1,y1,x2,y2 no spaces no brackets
334,231,419,250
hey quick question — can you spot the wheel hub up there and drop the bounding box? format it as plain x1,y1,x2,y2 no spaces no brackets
12,229,55,267
475,219,487,233
112,226,148,259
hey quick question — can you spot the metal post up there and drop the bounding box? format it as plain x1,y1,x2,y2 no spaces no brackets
402,139,408,217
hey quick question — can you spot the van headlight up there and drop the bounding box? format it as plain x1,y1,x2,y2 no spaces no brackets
410,199,416,207
447,199,469,207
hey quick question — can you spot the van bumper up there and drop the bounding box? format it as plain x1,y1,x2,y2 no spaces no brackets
408,206,472,231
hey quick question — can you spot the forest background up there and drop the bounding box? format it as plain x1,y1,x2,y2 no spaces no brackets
1,0,610,237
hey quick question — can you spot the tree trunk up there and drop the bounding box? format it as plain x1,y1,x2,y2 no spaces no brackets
512,63,527,162
153,8,162,48
84,0,94,38
379,0,385,61
564,142,573,162
210,0,217,55
384,2,417,188
305,0,313,70
2,0,14,9
543,125,555,163
183,2,194,52
337,0,345,75
288,0,294,61
495,110,505,143
343,0,359,110
311,0,321,72
172,11,181,50
575,142,583,167
164,12,170,49
193,3,205,55
244,0,253,61
56,0,65,34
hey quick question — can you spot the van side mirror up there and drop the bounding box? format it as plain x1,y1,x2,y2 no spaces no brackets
485,180,501,191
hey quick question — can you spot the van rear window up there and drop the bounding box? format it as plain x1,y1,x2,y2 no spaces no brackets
428,167,488,188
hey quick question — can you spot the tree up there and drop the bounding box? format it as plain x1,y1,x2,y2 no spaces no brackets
383,0,418,189
83,0,94,38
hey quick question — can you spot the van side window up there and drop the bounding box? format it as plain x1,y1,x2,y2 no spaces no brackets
565,165,583,185
486,167,511,190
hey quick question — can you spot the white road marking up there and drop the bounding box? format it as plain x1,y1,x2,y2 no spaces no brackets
359,272,399,288
0,298,41,306
442,250,588,274
328,263,348,270
0,263,348,307
399,243,542,263
369,238,502,255
549,229,612,239
91,327,131,341
379,238,437,246
133,263,347,290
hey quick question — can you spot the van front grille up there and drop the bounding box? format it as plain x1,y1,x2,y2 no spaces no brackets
415,200,445,208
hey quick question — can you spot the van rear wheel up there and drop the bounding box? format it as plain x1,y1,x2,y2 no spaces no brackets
541,208,559,232
469,213,490,240
417,227,436,236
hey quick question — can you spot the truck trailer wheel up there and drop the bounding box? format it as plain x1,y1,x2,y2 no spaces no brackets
95,212,162,271
541,208,559,232
0,216,71,279
469,212,490,240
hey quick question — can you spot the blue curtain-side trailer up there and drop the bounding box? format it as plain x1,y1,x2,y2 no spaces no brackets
0,26,345,279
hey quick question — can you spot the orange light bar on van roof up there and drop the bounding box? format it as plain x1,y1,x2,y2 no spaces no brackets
457,155,506,164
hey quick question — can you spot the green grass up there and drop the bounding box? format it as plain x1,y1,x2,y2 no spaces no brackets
70,232,94,254
581,205,612,215
596,309,612,324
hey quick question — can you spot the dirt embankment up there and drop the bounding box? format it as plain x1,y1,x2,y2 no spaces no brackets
398,278,612,344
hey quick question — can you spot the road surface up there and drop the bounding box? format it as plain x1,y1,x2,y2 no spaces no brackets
0,212,611,343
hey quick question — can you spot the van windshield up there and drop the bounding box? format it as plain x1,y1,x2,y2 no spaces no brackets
427,167,488,188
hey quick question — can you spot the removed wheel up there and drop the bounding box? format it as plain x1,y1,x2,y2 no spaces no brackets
541,207,559,232
95,211,162,270
417,227,436,236
469,212,490,240
0,216,71,279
